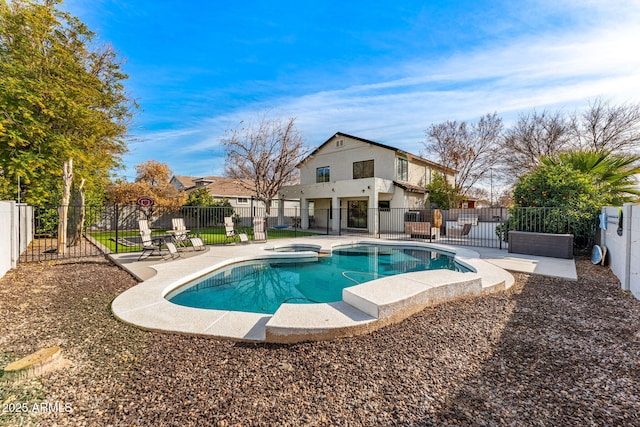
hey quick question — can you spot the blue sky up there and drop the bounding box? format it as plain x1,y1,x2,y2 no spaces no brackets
62,0,640,180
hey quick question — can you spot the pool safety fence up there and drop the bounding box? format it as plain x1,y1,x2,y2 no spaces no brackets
13,204,597,263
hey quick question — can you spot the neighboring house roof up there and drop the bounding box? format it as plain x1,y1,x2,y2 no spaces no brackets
171,175,256,198
393,181,427,194
300,131,457,174
171,175,197,190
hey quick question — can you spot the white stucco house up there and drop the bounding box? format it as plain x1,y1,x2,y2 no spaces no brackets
278,132,455,235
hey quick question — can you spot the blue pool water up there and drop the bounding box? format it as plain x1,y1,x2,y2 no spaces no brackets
167,244,469,314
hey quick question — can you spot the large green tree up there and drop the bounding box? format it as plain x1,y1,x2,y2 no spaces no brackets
0,0,135,205
539,150,640,205
510,149,640,247
511,163,602,245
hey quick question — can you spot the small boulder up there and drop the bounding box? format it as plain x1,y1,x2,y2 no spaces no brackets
3,346,67,382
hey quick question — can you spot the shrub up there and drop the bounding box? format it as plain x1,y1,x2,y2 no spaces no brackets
511,163,601,248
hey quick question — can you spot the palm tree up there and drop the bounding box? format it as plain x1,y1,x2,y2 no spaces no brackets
540,150,640,205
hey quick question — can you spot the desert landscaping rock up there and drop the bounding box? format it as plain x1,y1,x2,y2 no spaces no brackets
1,255,639,425
2,346,66,382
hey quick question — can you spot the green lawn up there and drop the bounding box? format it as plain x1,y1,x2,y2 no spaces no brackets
89,227,319,253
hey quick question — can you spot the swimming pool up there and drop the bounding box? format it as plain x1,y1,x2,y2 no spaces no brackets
111,237,515,342
167,244,470,314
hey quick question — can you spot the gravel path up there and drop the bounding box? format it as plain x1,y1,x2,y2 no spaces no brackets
1,256,639,426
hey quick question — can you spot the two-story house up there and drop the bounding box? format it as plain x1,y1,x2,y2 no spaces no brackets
278,132,455,235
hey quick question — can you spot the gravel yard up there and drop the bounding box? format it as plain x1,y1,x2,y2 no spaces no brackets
1,255,639,426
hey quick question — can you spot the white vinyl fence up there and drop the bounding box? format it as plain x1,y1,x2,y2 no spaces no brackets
0,201,33,278
601,203,640,299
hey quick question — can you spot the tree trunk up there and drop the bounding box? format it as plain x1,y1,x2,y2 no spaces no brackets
68,178,85,246
57,159,73,254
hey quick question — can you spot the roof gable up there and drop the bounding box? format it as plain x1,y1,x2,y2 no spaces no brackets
300,132,455,173
171,175,197,189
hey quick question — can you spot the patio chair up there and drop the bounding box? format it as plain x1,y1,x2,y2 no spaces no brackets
138,219,151,235
448,223,472,238
138,230,162,261
109,237,137,247
224,217,249,243
189,237,206,251
224,217,238,243
163,241,181,260
253,217,267,242
169,217,190,248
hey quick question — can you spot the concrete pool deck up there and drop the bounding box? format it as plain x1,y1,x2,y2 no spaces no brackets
109,236,571,343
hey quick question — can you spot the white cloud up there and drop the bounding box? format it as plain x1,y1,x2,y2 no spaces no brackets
131,0,640,177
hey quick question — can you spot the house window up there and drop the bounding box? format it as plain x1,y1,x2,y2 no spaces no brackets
316,166,330,183
397,157,408,181
353,160,374,179
378,200,390,212
237,197,249,205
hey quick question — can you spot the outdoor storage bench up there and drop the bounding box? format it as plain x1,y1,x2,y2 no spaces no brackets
405,221,432,238
508,231,574,259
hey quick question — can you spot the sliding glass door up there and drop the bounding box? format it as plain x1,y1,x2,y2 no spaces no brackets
347,200,368,229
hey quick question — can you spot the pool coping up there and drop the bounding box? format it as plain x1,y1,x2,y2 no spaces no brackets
110,237,514,343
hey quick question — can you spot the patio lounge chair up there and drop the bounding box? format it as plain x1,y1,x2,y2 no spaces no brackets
138,230,162,261
109,237,137,247
448,223,472,238
224,216,237,242
253,217,267,242
189,237,206,251
163,241,181,260
169,217,190,247
224,217,249,243
138,219,151,235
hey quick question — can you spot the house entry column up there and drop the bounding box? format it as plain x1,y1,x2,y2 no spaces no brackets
300,198,309,229
332,196,340,234
277,197,285,226
369,192,379,236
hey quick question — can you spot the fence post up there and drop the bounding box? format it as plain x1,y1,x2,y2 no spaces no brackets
114,203,119,254
197,206,201,236
326,210,329,235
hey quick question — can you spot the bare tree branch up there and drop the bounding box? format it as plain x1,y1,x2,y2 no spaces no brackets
221,113,309,213
570,98,640,153
501,109,571,179
423,112,503,207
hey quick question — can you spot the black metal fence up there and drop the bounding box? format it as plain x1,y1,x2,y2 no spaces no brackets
19,205,106,263
18,204,597,263
18,204,328,262
506,206,597,251
335,207,511,249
